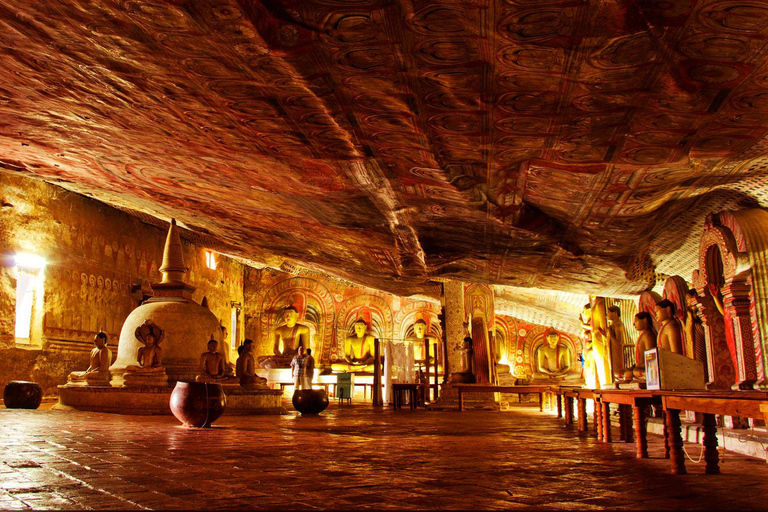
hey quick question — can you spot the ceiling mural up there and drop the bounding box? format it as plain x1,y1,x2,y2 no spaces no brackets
2,0,768,298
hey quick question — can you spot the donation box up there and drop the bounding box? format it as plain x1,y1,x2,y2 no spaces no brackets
645,347,706,390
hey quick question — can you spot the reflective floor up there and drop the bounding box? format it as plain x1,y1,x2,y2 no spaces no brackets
1,402,767,510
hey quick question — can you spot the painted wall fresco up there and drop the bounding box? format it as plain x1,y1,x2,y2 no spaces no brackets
243,267,441,365
497,314,581,382
0,173,245,394
3,1,768,299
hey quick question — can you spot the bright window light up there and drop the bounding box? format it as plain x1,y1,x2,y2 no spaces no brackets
205,250,217,270
14,253,46,269
15,270,36,340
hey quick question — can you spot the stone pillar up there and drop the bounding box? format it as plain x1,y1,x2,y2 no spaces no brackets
443,280,465,381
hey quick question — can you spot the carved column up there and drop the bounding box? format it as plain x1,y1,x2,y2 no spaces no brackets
443,280,465,382
722,279,758,389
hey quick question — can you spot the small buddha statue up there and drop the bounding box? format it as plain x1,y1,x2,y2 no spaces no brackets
236,339,268,389
685,289,707,368
196,338,239,384
449,335,476,383
655,299,683,354
624,312,657,381
68,332,111,385
258,306,311,369
332,319,376,372
532,330,580,382
123,320,168,386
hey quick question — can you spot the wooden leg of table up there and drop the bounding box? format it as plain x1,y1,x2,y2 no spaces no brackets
619,405,627,442
458,389,464,412
602,402,612,443
592,401,598,432
595,401,603,441
703,413,720,475
540,392,544,412
578,398,587,432
410,389,416,410
663,410,670,459
633,405,648,458
625,405,634,443
666,409,687,475
557,394,562,418
566,397,575,425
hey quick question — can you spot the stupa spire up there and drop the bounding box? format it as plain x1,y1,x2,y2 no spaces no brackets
159,219,186,284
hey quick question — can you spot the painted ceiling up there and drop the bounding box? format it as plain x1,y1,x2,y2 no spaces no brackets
2,0,768,299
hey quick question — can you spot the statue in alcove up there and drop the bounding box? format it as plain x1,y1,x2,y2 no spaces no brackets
68,332,111,384
259,306,311,369
492,328,510,376
532,330,580,382
409,319,436,367
332,319,376,373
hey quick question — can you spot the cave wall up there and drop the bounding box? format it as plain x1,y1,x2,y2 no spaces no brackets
0,172,244,395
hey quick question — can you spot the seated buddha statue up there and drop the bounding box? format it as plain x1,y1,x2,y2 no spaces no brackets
236,339,268,389
196,338,238,384
258,306,311,369
448,335,475,383
410,320,436,366
124,320,168,386
532,330,580,382
332,319,376,373
68,332,111,385
655,299,683,354
624,312,657,381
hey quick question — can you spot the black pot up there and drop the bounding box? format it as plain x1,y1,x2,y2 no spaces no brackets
3,381,43,409
169,381,226,427
292,389,329,415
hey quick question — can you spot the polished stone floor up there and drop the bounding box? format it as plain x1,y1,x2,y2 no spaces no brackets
1,402,768,510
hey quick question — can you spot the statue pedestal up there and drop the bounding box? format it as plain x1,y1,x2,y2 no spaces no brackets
56,383,287,415
123,370,168,387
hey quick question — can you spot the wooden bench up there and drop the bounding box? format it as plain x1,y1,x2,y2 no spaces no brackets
454,384,550,412
658,390,768,475
592,389,662,459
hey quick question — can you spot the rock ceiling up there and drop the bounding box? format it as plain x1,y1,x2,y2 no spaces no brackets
3,0,768,299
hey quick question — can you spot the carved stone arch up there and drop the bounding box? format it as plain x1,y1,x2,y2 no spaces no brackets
259,277,335,364
335,294,393,361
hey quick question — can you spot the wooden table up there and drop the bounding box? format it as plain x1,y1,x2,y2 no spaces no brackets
658,390,768,475
392,383,420,410
593,389,662,459
550,386,588,428
454,384,550,412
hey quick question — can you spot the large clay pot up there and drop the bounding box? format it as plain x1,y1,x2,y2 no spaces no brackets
3,381,43,409
292,389,329,415
169,381,226,427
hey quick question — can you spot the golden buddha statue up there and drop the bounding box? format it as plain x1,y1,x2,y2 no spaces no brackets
236,339,268,389
68,332,111,384
332,319,376,373
532,330,580,382
607,305,628,379
410,319,435,365
258,306,311,369
624,312,657,381
449,335,475,383
655,299,683,354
